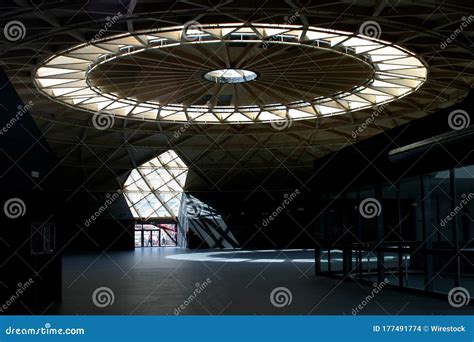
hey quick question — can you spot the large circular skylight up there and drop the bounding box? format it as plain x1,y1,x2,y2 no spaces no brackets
204,69,257,84
34,23,427,124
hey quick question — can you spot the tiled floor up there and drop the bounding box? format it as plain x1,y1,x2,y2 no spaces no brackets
56,248,471,315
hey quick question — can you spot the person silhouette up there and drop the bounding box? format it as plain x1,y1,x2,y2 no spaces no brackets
147,232,153,247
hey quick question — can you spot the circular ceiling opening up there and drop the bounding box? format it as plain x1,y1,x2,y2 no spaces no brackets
203,69,257,84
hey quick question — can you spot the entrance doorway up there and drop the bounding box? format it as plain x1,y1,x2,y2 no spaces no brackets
134,223,177,248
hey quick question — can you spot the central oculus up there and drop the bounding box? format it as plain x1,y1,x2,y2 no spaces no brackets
204,69,257,84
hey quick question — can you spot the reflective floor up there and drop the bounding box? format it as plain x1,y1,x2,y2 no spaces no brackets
57,248,471,315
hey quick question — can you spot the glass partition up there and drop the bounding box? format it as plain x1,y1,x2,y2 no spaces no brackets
316,164,474,299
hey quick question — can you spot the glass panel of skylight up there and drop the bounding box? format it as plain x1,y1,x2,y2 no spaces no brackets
122,150,188,219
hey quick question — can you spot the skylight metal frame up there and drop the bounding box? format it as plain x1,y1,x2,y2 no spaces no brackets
122,150,188,221
34,23,428,124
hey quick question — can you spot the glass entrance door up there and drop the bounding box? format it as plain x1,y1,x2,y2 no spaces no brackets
134,223,177,247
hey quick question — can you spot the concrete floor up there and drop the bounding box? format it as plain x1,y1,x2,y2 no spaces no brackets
56,247,471,315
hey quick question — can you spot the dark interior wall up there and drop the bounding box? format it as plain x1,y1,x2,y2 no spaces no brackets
0,192,63,314
0,68,135,314
183,189,313,249
0,70,62,313
55,191,134,252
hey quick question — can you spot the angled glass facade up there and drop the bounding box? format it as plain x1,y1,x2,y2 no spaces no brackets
122,150,188,220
